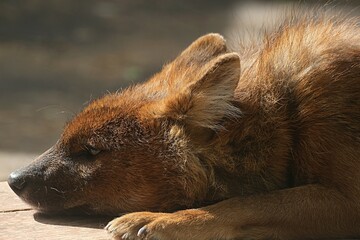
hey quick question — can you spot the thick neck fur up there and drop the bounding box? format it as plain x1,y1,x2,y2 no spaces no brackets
195,17,360,203
198,88,294,202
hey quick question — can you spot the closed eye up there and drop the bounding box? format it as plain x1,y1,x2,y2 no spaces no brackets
86,145,101,156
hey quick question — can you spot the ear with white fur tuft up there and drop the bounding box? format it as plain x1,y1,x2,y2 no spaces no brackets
176,33,228,66
160,52,241,130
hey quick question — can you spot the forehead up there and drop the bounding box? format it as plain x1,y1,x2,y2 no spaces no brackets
60,68,174,147
61,93,144,146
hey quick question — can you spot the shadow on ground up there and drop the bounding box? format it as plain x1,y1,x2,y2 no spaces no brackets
34,212,113,229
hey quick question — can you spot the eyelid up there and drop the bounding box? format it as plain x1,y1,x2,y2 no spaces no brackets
85,144,101,156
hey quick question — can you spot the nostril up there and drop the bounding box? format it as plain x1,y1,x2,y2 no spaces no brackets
7,171,27,192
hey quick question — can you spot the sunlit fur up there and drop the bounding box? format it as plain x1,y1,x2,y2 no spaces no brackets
10,13,360,239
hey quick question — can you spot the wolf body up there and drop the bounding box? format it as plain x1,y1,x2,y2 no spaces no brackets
8,15,360,239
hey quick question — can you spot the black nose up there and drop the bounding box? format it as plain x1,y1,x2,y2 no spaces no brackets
8,170,27,192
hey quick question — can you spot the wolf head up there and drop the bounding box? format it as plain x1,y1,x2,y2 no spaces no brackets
8,34,241,215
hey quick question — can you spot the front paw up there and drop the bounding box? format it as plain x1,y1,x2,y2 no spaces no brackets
105,209,214,240
105,211,169,240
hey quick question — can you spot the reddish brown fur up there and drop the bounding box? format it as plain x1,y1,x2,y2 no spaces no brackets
8,14,360,239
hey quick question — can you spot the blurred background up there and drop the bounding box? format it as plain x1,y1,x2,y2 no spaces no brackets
0,0,358,180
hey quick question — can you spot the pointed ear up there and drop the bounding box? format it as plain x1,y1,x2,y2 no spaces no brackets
157,52,241,129
175,33,228,68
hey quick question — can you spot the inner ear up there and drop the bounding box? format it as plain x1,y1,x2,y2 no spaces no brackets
153,52,241,130
187,125,216,145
